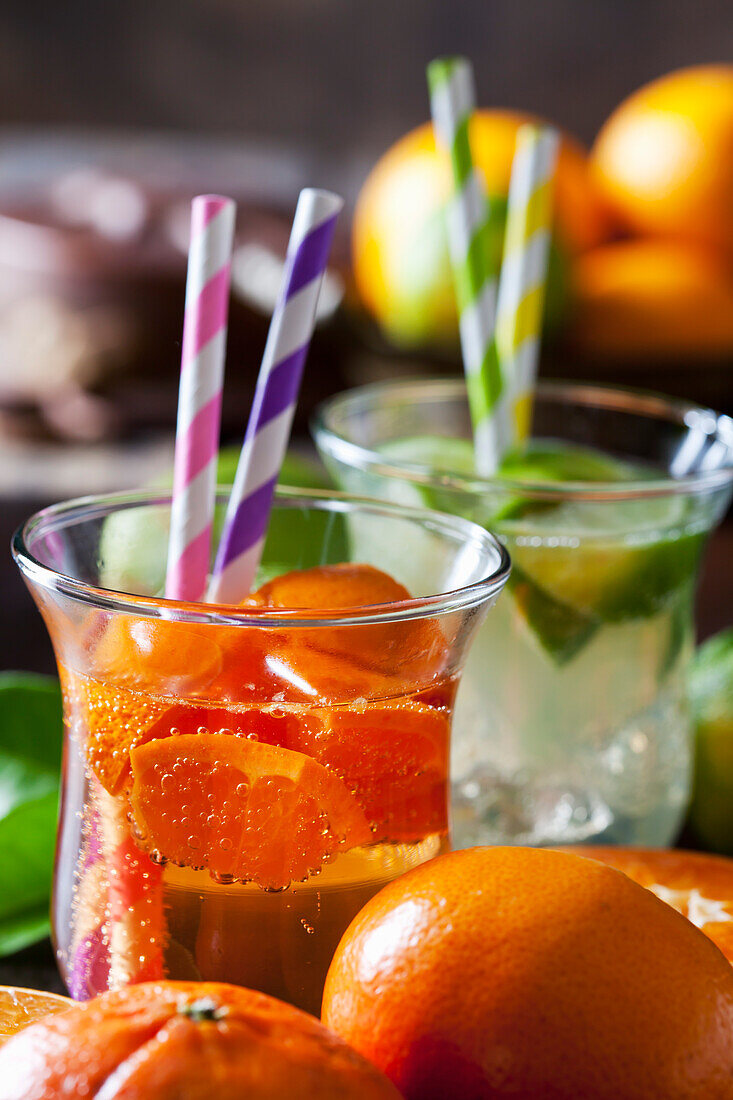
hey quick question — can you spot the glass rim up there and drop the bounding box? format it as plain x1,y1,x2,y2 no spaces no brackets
12,486,511,627
313,377,733,501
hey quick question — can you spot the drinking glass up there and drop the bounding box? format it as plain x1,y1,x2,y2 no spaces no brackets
13,488,508,1014
314,378,733,849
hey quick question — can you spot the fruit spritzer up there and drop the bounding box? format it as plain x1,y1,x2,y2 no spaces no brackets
314,379,733,850
14,491,508,1014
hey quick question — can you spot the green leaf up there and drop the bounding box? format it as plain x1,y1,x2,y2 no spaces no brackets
0,673,63,774
0,677,62,954
0,905,50,957
0,792,58,924
0,752,58,819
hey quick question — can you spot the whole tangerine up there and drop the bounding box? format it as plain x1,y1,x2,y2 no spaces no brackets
353,110,611,347
0,980,401,1100
569,238,733,359
322,846,733,1099
591,64,733,253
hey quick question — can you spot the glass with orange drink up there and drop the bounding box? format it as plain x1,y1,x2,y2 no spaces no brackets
14,489,508,1014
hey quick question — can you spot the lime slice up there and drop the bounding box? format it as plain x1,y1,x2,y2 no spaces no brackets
499,498,703,624
377,435,705,650
508,565,600,665
380,435,639,487
380,435,478,478
498,439,640,485
688,629,733,855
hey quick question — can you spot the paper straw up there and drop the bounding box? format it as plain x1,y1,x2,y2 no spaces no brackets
208,187,343,604
93,197,234,993
166,194,236,601
494,125,559,443
427,56,507,473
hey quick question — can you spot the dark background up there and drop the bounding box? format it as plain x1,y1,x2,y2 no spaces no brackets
0,0,730,191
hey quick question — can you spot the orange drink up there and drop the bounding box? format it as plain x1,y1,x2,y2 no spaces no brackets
14,491,508,1013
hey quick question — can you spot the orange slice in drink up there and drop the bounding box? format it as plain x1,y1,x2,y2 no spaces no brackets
63,671,187,795
129,733,373,890
561,847,733,964
92,616,223,694
186,701,451,842
293,702,451,843
254,562,413,609
0,987,72,1046
252,563,449,702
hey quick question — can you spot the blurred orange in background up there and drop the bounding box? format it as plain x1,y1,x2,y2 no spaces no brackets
352,109,610,349
571,239,733,359
591,65,733,255
576,64,733,361
351,64,733,371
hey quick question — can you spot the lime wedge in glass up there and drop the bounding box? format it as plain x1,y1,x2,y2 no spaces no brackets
377,435,705,662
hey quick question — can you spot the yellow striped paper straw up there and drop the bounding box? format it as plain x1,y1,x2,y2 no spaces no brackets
495,124,559,443
427,56,507,473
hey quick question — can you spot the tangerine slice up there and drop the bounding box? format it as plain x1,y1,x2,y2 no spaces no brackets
254,563,413,610
251,564,449,703
129,734,373,890
62,670,188,795
185,701,450,841
0,987,71,1046
291,702,451,842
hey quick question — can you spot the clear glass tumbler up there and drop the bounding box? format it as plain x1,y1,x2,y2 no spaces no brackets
314,378,733,849
13,488,508,1014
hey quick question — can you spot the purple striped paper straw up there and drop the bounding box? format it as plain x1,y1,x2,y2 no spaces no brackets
166,194,235,602
208,187,343,604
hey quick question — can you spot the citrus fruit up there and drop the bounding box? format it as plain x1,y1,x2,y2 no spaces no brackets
251,562,450,701
92,616,224,693
73,563,450,793
322,846,733,1099
130,733,372,889
254,562,412,610
591,64,733,254
0,987,71,1047
296,701,450,842
63,670,182,795
374,435,701,661
0,980,401,1099
353,110,611,346
569,847,733,963
688,629,733,854
570,238,733,358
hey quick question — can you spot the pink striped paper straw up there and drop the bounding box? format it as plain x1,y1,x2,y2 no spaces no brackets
208,188,343,604
93,196,234,996
166,194,236,601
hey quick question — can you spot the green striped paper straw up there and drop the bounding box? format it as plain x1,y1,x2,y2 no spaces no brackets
495,124,559,443
427,56,507,473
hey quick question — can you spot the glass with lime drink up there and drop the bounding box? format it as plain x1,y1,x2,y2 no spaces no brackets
314,379,733,848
